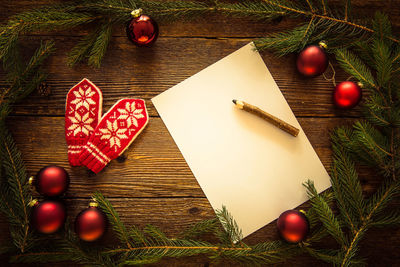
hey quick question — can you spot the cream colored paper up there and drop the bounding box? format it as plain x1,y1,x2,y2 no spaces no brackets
152,42,331,238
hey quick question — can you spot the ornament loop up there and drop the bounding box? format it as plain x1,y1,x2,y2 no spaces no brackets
131,8,143,18
322,61,336,86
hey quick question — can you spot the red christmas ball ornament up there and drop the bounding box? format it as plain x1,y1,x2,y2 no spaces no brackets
277,210,309,243
30,165,70,197
126,8,159,47
333,81,362,109
296,42,328,77
75,202,107,242
31,199,66,234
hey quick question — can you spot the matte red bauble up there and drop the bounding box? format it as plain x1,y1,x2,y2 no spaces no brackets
32,200,66,234
277,210,309,243
296,44,328,77
31,165,70,197
75,203,107,242
126,14,159,47
333,81,362,109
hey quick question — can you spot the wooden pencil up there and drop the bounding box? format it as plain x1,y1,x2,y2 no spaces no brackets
232,99,300,137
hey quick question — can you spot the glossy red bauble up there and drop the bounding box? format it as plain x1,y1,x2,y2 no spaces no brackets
32,200,66,234
277,210,309,243
126,14,159,47
333,81,362,109
296,45,328,77
32,165,70,197
75,204,107,242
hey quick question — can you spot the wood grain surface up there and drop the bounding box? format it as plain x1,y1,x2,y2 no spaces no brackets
1,1,400,266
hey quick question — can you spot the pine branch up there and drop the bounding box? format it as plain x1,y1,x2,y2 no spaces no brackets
92,192,133,249
334,48,377,89
370,209,400,227
75,0,288,23
262,0,398,43
179,217,220,240
215,206,243,245
0,9,100,65
255,23,314,56
331,132,365,231
127,225,148,247
353,121,392,176
366,179,400,219
306,189,335,228
88,21,113,68
104,240,299,266
363,92,392,127
344,0,351,21
340,225,367,267
372,12,393,44
0,124,32,253
68,30,100,67
0,40,55,106
372,39,392,88
304,247,360,265
304,180,348,246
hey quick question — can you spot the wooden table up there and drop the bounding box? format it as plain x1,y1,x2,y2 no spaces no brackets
1,1,399,266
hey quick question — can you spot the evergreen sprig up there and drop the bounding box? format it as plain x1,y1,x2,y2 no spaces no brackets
10,193,305,266
0,39,55,254
300,13,400,266
1,0,397,67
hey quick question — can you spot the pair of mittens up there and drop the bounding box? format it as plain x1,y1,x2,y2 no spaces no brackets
65,78,149,173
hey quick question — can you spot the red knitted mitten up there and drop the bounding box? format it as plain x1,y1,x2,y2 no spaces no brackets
65,78,103,166
78,99,149,173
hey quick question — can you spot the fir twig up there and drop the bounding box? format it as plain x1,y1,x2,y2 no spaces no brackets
87,21,113,68
0,125,31,253
92,192,133,249
304,180,348,246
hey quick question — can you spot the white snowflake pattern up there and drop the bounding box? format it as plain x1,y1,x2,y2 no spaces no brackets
117,102,144,128
71,86,96,110
99,120,128,151
68,112,95,136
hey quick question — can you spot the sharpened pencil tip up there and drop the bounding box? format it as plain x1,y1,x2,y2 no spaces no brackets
232,99,237,104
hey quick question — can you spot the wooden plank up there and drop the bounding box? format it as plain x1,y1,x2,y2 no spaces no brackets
7,116,347,198
7,115,383,198
1,36,361,118
1,0,400,38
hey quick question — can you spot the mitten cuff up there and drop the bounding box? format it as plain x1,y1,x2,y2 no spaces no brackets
79,141,112,173
67,139,88,166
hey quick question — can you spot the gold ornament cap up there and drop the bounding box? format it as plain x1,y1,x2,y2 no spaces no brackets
131,8,143,18
29,199,38,207
319,41,327,49
28,176,34,185
357,82,364,88
89,202,99,208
